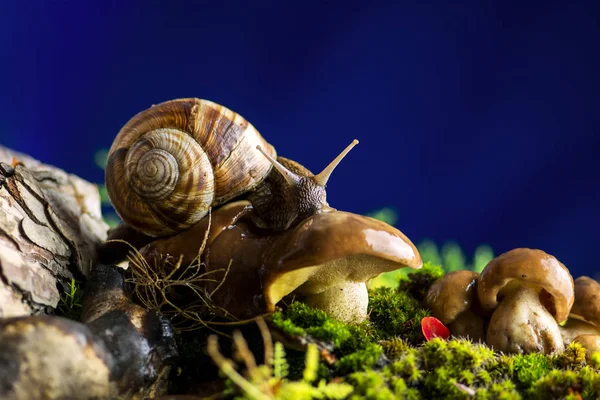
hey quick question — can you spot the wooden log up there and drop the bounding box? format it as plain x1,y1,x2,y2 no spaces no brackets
0,146,109,317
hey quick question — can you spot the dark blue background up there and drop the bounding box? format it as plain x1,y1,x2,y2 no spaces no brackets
1,1,598,278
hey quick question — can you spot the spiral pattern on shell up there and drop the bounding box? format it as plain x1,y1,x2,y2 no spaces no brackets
105,98,276,237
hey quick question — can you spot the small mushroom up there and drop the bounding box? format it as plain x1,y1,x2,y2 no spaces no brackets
572,334,600,361
560,277,600,345
567,276,600,324
425,270,486,342
139,201,422,324
477,248,574,354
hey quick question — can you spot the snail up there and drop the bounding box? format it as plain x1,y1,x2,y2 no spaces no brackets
105,98,358,237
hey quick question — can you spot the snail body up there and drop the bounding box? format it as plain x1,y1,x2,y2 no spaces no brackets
105,98,358,237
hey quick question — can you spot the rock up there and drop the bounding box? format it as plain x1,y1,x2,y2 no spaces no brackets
0,264,178,400
0,315,118,400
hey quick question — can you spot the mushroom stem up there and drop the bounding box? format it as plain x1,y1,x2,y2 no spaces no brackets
302,281,369,324
256,145,300,187
486,286,564,354
313,139,359,187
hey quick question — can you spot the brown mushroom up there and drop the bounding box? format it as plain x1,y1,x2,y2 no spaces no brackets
560,276,600,345
572,334,600,361
259,209,422,323
425,270,486,342
139,201,422,324
477,248,574,354
568,276,600,324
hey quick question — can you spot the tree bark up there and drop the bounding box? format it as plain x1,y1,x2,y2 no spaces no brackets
0,146,109,317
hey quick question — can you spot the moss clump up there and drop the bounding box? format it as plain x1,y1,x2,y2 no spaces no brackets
380,337,411,360
397,262,444,302
367,287,430,345
341,337,600,400
271,302,383,375
553,342,587,369
512,353,553,388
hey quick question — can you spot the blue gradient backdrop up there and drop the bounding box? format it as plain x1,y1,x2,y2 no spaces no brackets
1,1,598,277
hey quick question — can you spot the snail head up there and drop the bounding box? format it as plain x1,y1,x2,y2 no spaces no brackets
250,139,359,231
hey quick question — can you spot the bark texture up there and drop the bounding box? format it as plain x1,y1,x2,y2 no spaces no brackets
0,146,109,317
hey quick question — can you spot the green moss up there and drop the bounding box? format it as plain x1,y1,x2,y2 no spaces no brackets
367,287,430,344
271,308,307,337
271,301,382,376
553,342,587,369
476,380,521,399
528,369,581,400
590,351,600,369
512,353,552,388
380,337,410,360
580,366,600,399
397,262,444,302
283,301,331,328
226,267,600,400
336,343,384,375
388,349,422,384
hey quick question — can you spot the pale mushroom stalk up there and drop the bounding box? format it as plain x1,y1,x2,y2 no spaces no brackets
302,282,369,324
486,285,563,354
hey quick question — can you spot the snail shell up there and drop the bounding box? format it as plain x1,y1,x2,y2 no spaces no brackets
105,98,276,237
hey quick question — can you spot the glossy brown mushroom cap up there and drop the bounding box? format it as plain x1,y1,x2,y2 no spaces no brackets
138,202,422,321
570,276,600,326
425,270,480,325
261,211,423,310
477,248,574,322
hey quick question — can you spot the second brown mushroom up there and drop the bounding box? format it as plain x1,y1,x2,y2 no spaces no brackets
477,248,574,354
425,270,486,342
559,277,600,354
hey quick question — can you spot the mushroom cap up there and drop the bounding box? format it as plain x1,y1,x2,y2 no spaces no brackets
139,202,422,320
425,270,480,325
477,248,574,322
260,210,422,310
573,334,600,358
569,276,600,326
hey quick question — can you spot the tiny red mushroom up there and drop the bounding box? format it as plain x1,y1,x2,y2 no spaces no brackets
421,316,450,341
